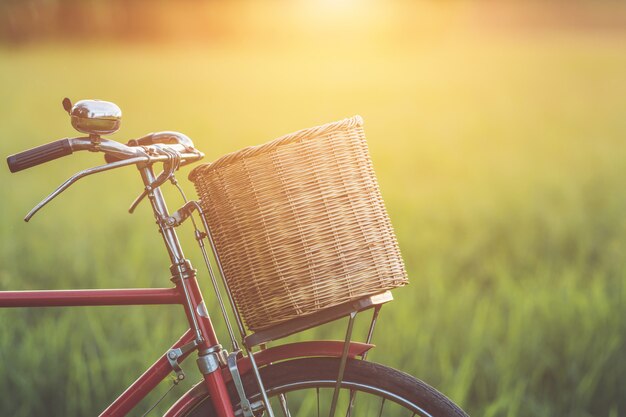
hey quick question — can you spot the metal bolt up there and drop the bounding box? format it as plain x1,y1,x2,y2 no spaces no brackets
168,351,177,359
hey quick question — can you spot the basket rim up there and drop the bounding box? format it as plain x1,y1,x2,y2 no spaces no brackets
189,115,364,181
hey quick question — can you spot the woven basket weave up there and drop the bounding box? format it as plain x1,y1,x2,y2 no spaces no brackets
189,116,408,331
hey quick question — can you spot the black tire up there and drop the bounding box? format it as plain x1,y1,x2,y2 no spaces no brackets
181,358,468,417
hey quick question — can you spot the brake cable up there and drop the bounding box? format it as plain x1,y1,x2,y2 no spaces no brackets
139,376,181,417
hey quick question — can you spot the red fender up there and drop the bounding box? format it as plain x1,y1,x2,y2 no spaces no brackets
164,340,374,417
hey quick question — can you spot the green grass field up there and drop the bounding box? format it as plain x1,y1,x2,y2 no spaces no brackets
1,4,626,415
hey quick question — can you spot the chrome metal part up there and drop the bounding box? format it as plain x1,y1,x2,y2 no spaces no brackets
198,344,229,367
131,151,182,214
88,137,148,160
246,347,276,417
65,134,201,161
363,306,381,359
196,351,222,375
345,306,382,417
196,206,248,339
128,131,195,152
70,99,122,135
197,301,209,318
189,201,240,351
165,201,199,227
163,185,240,353
167,339,199,382
228,352,255,417
24,155,148,222
234,401,264,417
21,132,200,164
267,380,433,417
198,343,223,355
197,239,239,350
23,134,203,222
172,261,202,343
328,311,358,417
139,164,183,264
278,393,292,417
140,166,203,344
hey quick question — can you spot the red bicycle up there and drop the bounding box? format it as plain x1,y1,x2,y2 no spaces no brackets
3,99,468,417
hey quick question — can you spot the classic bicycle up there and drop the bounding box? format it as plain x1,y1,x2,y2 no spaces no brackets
3,99,469,417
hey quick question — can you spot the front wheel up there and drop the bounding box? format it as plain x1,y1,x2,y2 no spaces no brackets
180,358,468,417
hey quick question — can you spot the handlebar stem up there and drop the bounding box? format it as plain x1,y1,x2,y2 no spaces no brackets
138,165,186,265
139,164,207,345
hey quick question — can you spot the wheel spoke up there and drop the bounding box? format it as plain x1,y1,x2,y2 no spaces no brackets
345,390,357,417
182,358,468,417
378,397,386,417
278,393,291,417
317,388,320,417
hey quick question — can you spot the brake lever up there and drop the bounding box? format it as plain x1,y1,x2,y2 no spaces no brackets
128,148,181,214
24,156,149,222
127,162,171,214
128,189,149,214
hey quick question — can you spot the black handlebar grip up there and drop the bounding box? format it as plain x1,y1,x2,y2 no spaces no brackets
6,139,73,173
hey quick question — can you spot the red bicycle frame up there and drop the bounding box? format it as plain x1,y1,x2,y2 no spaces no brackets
0,282,375,416
0,272,234,417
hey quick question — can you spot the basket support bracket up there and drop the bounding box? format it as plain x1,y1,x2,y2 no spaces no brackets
227,351,274,417
227,351,255,417
328,311,358,417
345,305,382,417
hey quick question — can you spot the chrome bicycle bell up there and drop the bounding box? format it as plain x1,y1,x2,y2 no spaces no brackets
63,98,122,135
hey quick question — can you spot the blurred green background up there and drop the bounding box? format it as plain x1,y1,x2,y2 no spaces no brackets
1,1,626,416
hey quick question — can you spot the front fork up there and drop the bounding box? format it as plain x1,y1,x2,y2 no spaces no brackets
139,164,236,417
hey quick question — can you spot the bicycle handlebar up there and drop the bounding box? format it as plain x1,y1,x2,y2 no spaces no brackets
6,132,203,173
6,132,204,221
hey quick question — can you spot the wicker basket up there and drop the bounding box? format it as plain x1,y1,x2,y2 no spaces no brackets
189,116,408,331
